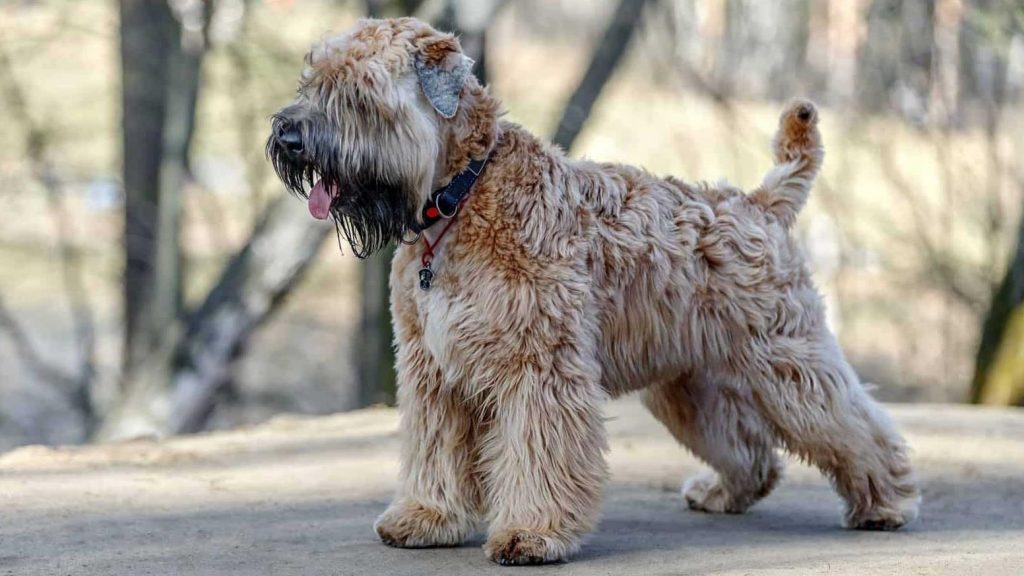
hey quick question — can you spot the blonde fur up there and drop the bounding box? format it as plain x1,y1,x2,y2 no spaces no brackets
281,18,920,566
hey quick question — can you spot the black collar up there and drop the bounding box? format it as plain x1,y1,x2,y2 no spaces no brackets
414,157,488,232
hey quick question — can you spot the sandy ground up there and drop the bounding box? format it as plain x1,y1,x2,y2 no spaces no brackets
1,397,1022,575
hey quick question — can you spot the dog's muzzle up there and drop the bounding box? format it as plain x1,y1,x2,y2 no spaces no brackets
275,123,305,159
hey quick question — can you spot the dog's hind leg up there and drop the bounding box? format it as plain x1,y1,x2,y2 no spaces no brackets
643,371,782,514
742,329,920,530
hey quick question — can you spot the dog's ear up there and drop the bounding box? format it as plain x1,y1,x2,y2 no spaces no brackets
414,36,474,119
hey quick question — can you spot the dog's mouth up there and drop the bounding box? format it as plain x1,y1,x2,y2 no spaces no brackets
308,178,337,220
298,167,418,258
267,125,418,257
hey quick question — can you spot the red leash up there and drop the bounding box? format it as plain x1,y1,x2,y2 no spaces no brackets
420,213,461,269
418,200,465,290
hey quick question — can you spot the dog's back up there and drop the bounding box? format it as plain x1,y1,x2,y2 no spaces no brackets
465,106,824,397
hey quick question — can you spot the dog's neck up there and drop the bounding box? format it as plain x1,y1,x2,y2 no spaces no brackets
432,82,502,190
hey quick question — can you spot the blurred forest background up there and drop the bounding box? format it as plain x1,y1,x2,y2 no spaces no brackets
0,0,1022,450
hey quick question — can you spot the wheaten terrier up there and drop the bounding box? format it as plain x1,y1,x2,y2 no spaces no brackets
268,17,920,566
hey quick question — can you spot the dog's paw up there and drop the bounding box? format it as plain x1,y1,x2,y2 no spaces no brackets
484,529,574,566
846,496,920,531
374,500,472,548
845,474,920,531
683,470,735,514
847,508,914,531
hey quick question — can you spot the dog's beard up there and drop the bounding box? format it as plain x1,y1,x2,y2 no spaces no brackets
324,171,416,259
267,131,418,259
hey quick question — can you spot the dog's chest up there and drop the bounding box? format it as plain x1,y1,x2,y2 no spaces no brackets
393,232,487,384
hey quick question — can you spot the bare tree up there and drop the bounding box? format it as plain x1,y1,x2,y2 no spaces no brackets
100,0,339,437
107,0,227,435
98,196,331,438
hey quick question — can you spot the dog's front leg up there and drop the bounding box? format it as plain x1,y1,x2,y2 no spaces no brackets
480,353,608,565
374,339,481,548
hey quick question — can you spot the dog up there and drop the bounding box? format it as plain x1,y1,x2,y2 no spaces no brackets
267,17,920,566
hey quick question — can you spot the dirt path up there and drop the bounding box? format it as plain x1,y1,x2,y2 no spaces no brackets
1,399,1022,575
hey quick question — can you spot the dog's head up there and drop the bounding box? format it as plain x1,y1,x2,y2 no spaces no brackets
267,17,498,258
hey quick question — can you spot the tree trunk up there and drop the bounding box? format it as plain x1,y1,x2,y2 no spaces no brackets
357,246,398,406
971,215,1024,406
121,0,208,373
118,0,211,437
717,0,810,100
856,0,935,122
958,0,1012,121
153,26,205,353
551,0,649,152
120,0,181,370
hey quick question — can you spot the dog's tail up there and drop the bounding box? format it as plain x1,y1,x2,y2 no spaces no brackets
749,99,824,229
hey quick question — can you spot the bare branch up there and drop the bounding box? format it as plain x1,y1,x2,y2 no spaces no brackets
96,196,332,439
877,141,988,312
552,0,650,152
0,296,77,388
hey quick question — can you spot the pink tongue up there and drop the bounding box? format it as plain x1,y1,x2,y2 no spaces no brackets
308,180,335,220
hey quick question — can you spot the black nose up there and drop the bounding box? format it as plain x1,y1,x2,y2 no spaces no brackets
277,125,303,156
